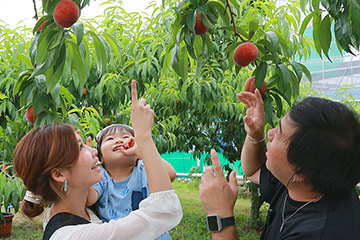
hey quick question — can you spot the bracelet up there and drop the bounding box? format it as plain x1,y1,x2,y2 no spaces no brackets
247,135,266,144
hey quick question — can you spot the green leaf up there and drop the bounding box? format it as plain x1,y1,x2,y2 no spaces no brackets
36,29,58,65
203,33,214,56
271,92,283,118
178,46,189,79
319,14,332,61
31,48,57,78
67,41,86,86
33,94,48,115
334,12,353,54
207,1,229,25
171,44,181,76
46,41,66,92
289,61,303,81
277,33,290,59
300,0,310,12
312,12,322,57
71,22,84,46
277,64,291,102
193,35,203,58
299,11,318,39
17,54,33,69
254,62,268,89
263,96,274,126
186,10,196,34
200,12,215,29
265,31,278,52
186,82,193,103
177,0,188,17
289,70,299,100
104,32,122,61
87,31,107,75
298,62,312,82
248,19,259,40
350,1,360,49
312,0,320,10
48,28,65,50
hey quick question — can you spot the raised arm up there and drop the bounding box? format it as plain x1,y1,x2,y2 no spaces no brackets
130,80,173,193
236,89,267,184
162,159,176,182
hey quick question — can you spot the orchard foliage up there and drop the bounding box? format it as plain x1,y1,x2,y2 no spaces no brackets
1,0,360,227
299,0,360,61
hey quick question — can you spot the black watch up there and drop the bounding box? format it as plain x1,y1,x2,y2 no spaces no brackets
206,214,235,232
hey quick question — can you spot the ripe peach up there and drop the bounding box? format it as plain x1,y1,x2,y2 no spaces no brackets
25,106,38,124
53,0,80,28
233,42,258,67
244,76,266,95
194,13,208,35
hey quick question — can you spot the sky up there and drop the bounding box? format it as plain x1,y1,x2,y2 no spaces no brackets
0,0,161,28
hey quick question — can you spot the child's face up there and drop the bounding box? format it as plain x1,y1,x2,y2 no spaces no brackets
100,129,136,166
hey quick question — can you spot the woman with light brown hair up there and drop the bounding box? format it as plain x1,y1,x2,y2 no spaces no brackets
13,80,182,240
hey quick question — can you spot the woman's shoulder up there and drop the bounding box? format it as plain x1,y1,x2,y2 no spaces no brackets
43,212,91,240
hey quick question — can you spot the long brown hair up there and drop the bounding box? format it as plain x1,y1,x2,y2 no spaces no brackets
13,123,80,218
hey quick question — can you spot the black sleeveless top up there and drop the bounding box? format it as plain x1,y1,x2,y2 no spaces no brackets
43,212,90,240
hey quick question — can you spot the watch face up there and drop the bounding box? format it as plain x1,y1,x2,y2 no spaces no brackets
206,215,220,232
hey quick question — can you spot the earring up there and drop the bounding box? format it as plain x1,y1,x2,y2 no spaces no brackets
64,179,68,192
61,179,68,194
292,178,296,183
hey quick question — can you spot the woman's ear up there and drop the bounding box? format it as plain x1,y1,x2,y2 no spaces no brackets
50,168,68,184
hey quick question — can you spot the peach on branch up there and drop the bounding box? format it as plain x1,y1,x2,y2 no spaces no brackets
244,76,266,95
194,13,208,35
35,20,48,32
25,106,38,124
233,42,258,67
53,0,80,28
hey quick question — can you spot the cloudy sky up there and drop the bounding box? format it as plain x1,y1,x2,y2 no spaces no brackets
0,0,161,28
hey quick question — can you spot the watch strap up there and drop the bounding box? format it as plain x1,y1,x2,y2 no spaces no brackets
221,216,235,228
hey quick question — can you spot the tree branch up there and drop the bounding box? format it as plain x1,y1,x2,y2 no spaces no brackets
32,0,38,20
225,0,245,42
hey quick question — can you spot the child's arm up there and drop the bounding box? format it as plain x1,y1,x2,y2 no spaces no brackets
131,80,173,193
86,185,99,207
162,158,176,182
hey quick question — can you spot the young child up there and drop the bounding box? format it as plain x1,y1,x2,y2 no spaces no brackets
87,124,176,240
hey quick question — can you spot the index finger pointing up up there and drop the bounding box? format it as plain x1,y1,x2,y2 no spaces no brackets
131,79,138,105
210,149,226,181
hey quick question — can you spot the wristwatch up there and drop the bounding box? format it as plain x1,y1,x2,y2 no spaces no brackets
206,214,235,232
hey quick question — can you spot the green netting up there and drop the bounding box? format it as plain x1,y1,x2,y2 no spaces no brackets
161,152,244,176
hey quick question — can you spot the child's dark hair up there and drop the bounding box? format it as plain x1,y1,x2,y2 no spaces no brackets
95,124,134,159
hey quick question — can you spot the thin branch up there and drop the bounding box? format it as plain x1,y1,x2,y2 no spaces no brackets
32,0,38,20
225,0,245,42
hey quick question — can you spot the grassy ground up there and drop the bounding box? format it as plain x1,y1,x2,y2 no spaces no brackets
7,178,266,239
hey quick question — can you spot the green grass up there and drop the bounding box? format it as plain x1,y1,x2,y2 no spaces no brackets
5,212,43,240
169,178,264,240
7,179,265,239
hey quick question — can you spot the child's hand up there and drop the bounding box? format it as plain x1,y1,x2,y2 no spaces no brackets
121,137,141,158
131,80,154,137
